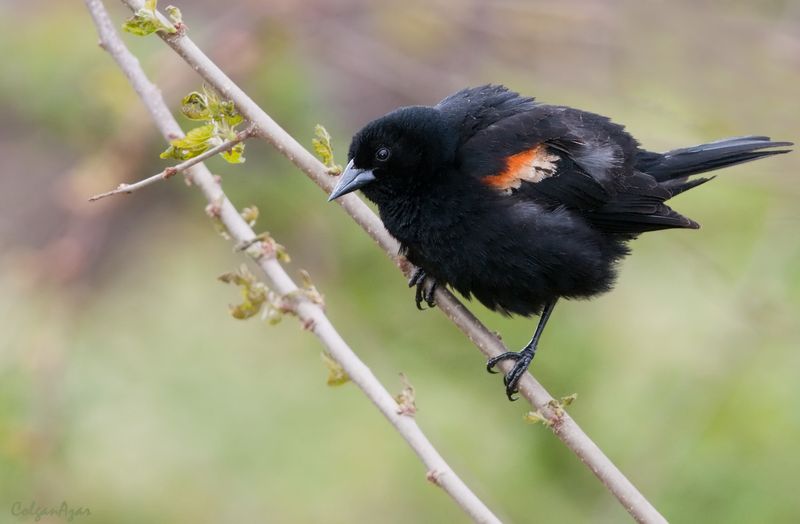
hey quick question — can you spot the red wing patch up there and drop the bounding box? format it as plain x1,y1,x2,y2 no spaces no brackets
483,144,559,192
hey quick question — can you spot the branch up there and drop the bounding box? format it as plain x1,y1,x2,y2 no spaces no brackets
89,126,255,201
111,2,668,522
85,1,501,523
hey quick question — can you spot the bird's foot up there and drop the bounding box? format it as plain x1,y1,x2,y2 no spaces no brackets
408,268,437,310
486,346,536,401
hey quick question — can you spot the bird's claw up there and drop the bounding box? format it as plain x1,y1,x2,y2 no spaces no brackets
408,268,426,288
408,268,437,310
486,347,536,401
486,351,521,374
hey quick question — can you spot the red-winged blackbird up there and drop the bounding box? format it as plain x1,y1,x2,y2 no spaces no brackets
328,85,792,400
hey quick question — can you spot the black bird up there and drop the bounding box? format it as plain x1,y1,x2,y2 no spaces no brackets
328,85,791,400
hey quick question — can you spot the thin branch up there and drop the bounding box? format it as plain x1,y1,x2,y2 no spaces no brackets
112,2,669,522
85,1,501,523
89,126,255,201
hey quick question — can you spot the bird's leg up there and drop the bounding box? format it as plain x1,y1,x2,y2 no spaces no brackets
486,300,557,400
408,268,437,309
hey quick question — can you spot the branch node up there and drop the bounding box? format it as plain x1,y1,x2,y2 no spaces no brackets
205,201,222,219
171,21,187,36
234,233,264,252
426,469,443,486
525,394,577,429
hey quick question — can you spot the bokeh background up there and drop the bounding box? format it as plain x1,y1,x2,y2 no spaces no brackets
1,1,799,522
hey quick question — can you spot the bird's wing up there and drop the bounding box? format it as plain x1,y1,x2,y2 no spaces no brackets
451,99,698,234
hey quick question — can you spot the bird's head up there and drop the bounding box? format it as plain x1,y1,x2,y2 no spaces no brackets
328,106,456,203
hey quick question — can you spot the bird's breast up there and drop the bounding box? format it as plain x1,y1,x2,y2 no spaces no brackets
378,194,473,278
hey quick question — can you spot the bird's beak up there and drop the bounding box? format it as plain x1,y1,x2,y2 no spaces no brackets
327,160,376,201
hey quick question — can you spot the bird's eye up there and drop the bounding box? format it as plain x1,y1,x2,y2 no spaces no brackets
375,147,391,162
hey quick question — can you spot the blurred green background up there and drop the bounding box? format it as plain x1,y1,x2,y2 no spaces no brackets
1,1,798,522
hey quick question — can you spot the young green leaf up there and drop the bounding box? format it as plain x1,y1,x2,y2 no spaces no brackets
218,265,268,320
298,269,324,306
321,351,350,386
395,373,417,416
180,91,211,121
122,15,161,36
122,0,177,36
165,5,182,25
160,124,214,160
560,393,578,407
312,124,343,175
524,410,549,426
174,88,247,162
220,100,244,127
221,141,246,164
240,206,259,227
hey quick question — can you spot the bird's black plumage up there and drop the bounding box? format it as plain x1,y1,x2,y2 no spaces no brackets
329,84,791,399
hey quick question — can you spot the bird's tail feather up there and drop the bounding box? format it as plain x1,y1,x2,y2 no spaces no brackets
637,136,792,183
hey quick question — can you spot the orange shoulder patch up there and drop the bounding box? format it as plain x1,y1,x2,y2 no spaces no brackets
483,144,559,192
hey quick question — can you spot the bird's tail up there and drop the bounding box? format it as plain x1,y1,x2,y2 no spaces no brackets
636,135,792,194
